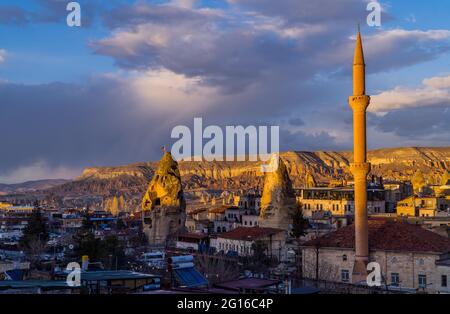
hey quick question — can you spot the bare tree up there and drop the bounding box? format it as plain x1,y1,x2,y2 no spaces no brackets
196,253,239,287
26,238,47,269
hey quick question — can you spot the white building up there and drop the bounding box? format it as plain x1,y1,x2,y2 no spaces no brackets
213,226,287,260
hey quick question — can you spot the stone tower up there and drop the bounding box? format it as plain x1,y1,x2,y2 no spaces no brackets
259,155,297,230
349,31,371,282
141,152,186,245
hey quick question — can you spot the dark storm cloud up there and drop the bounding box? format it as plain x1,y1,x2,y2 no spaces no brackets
2,0,450,183
288,118,305,127
0,79,170,177
279,128,342,152
370,107,450,138
0,5,30,24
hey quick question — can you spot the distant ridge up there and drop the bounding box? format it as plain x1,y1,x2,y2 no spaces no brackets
0,179,69,195
40,146,450,199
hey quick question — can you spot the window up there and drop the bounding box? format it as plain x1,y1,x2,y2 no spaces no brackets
342,254,347,262
341,270,350,283
418,275,427,288
391,273,400,286
442,275,448,287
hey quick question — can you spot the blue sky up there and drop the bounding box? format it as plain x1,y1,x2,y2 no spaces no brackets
1,0,450,183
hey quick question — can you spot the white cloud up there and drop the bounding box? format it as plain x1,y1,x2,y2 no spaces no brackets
124,69,222,115
0,49,6,63
370,75,450,114
169,0,198,9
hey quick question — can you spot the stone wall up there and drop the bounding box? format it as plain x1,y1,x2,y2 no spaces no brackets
302,247,445,293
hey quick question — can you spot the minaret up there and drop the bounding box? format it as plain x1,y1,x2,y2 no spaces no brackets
349,31,371,282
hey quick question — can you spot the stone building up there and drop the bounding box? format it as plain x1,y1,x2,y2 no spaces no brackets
297,186,386,217
384,181,414,212
397,196,450,217
141,152,186,245
301,219,450,293
212,226,286,260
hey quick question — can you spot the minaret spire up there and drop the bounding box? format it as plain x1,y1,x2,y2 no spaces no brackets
353,31,366,95
349,30,371,283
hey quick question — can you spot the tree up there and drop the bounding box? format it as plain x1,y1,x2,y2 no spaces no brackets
81,210,93,232
242,240,272,274
290,204,309,239
103,235,126,269
73,232,125,269
196,253,239,287
116,218,127,230
290,204,309,276
74,232,104,262
20,209,49,249
27,238,48,268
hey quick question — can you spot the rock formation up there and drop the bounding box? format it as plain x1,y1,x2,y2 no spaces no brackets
259,155,297,230
441,170,450,186
305,171,317,188
412,169,426,193
141,152,186,245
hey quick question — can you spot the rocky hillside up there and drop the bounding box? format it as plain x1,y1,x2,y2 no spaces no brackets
0,179,69,195
43,147,450,201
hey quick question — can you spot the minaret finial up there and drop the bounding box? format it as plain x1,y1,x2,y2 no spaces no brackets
353,28,365,95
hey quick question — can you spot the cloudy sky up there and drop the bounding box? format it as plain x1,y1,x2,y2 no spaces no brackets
0,0,450,183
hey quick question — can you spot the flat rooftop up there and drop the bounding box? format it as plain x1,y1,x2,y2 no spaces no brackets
214,278,281,291
53,270,159,282
0,280,72,291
